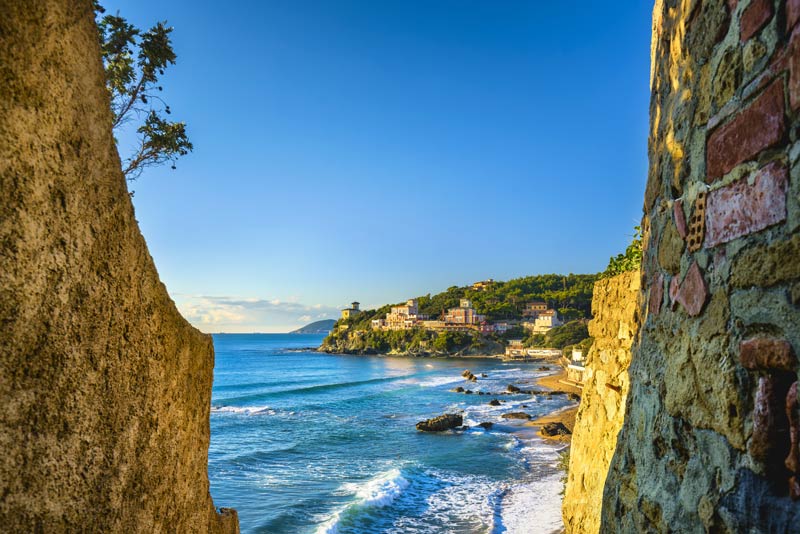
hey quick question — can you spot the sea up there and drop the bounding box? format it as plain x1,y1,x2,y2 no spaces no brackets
208,333,572,534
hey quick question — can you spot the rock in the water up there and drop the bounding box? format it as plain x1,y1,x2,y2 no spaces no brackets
461,369,472,377
539,366,550,370
416,414,463,432
489,399,501,406
501,412,532,420
507,384,521,393
540,422,571,436
464,389,473,394
451,386,465,393
521,404,529,408
477,422,494,430
568,393,581,401
481,373,488,377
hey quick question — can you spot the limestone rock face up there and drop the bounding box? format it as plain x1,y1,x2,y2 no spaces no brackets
0,2,237,532
561,272,640,534
602,0,800,531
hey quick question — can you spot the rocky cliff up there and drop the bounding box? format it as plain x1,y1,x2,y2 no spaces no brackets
562,272,641,534
602,0,800,532
0,2,237,532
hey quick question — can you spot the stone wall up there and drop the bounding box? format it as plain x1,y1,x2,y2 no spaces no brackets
562,272,641,534
602,0,800,532
0,2,237,532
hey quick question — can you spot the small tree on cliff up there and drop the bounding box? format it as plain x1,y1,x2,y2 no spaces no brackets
600,226,643,278
94,2,192,180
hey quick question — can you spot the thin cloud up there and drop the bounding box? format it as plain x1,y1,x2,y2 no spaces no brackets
173,294,339,333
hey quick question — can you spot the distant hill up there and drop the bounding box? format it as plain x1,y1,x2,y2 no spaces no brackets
290,319,336,335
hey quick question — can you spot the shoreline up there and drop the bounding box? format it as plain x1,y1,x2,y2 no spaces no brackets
527,369,581,443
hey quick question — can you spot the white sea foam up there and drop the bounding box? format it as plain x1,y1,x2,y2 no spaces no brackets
315,468,409,534
210,405,275,416
495,435,565,534
498,473,564,534
417,376,463,388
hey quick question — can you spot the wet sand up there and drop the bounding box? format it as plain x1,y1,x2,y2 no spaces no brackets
527,369,581,443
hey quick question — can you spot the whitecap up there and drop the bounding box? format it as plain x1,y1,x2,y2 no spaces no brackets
210,405,275,416
315,468,409,534
418,376,464,388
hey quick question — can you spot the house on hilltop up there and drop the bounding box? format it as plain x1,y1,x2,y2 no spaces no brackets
341,301,361,319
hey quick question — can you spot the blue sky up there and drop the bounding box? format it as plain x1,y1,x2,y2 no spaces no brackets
103,1,653,332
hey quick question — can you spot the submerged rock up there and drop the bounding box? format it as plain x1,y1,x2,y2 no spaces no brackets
451,386,465,393
477,422,494,430
501,412,532,420
416,414,463,432
540,422,571,437
489,399,501,406
507,384,521,393
481,373,488,378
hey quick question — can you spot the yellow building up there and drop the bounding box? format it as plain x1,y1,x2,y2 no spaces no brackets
341,301,361,319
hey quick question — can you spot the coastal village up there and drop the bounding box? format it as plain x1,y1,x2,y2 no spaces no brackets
338,278,587,368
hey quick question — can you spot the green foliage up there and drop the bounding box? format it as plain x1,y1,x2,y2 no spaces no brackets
323,325,480,355
557,448,571,496
526,320,589,349
416,273,597,322
600,226,643,279
95,3,192,180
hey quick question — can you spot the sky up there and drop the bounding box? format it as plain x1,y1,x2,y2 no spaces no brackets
102,1,653,333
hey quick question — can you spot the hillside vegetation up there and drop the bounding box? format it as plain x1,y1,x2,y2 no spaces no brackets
321,273,597,355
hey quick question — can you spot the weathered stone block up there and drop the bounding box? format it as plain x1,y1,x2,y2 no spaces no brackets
713,47,743,109
650,273,664,316
676,261,708,316
705,162,788,248
786,381,799,473
790,476,800,500
669,275,681,308
730,233,800,287
706,80,786,181
739,338,797,371
658,221,683,274
740,0,773,42
749,374,792,465
674,200,688,238
788,0,800,31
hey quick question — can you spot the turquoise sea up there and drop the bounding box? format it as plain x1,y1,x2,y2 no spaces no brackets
208,333,571,534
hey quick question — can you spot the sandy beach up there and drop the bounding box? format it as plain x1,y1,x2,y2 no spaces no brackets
527,369,581,443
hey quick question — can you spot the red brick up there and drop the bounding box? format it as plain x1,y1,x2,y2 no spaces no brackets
787,382,799,473
761,26,800,110
740,338,797,371
706,80,786,181
674,200,688,239
741,0,773,41
649,273,664,316
705,162,788,247
676,261,707,316
788,0,800,31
